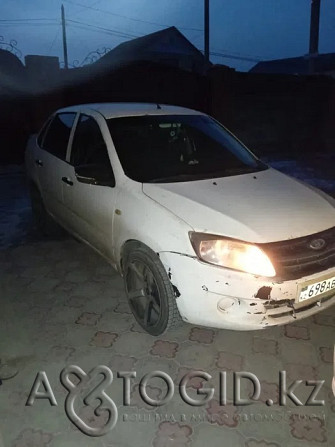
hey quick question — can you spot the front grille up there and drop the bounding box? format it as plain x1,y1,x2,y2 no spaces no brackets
260,226,335,280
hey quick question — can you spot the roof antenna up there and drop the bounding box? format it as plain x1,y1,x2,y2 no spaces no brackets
156,103,162,109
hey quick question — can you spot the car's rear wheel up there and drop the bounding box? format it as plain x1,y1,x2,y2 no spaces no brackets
123,245,182,336
30,184,65,238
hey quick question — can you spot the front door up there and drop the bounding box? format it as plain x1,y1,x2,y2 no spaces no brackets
61,112,116,259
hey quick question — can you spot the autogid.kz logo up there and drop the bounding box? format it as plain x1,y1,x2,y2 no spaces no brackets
23,363,333,437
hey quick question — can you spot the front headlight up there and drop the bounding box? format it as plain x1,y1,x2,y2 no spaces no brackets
190,232,276,277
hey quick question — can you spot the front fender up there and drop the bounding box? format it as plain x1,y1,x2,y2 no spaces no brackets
113,181,194,271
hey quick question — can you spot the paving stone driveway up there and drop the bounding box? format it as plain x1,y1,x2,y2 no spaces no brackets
0,170,334,447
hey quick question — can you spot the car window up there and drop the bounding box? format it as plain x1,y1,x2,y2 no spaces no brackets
37,118,52,148
42,112,76,160
71,114,111,167
107,114,267,183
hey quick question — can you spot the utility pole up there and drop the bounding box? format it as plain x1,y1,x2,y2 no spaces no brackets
204,0,210,69
309,0,321,74
61,4,69,69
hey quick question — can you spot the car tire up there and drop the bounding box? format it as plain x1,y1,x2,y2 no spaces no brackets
123,244,183,336
30,184,65,238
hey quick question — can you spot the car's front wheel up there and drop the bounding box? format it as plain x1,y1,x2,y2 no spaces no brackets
123,244,182,336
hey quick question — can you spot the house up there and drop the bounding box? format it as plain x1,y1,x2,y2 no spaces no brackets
95,26,209,74
250,53,335,77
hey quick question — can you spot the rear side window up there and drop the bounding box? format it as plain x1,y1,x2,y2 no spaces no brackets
37,118,52,147
42,112,76,160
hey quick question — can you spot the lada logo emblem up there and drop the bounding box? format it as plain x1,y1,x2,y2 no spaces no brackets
309,238,326,250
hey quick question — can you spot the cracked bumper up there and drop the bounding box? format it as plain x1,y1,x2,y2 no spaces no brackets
159,251,335,330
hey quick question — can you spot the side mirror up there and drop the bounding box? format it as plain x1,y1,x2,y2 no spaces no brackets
75,164,115,187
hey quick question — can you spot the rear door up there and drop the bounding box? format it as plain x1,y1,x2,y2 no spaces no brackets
35,112,77,224
61,111,116,259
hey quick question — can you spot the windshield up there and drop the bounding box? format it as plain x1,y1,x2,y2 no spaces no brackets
107,114,267,183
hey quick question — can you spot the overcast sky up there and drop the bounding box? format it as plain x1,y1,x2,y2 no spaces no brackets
1,0,335,71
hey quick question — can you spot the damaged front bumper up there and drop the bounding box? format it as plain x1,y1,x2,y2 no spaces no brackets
158,251,335,330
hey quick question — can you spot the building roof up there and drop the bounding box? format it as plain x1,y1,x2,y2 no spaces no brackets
250,52,335,75
96,26,206,66
58,102,204,119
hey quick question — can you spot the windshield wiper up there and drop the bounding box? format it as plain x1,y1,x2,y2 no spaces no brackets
147,165,268,183
223,166,259,175
221,163,268,175
148,174,202,183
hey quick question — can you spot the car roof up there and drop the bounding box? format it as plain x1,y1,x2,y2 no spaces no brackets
56,102,205,119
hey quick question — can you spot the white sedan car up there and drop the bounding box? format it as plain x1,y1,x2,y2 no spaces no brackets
25,103,335,335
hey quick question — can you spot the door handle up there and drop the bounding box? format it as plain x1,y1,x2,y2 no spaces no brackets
35,159,43,167
62,177,73,186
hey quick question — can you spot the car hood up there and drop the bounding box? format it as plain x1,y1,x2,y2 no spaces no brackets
142,168,335,243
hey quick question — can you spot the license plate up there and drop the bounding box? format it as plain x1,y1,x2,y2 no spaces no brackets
299,275,335,302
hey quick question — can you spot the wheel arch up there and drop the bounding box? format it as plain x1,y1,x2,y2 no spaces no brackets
119,239,161,276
